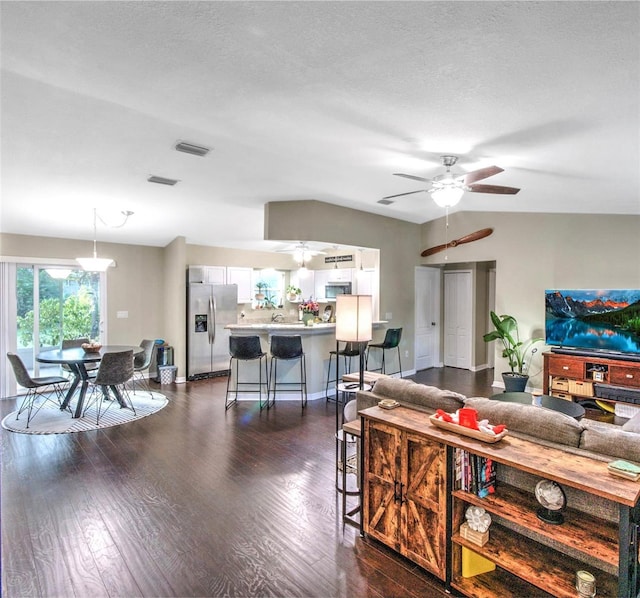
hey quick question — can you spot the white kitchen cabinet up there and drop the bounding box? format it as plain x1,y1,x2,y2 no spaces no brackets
314,270,331,300
188,265,226,284
290,269,315,301
226,267,253,303
327,268,353,283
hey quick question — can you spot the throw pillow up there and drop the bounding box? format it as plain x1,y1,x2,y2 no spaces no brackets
622,410,640,433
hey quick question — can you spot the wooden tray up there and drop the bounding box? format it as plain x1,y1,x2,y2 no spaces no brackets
429,415,508,443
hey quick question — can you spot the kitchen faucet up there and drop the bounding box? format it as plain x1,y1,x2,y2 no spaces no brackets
271,312,285,322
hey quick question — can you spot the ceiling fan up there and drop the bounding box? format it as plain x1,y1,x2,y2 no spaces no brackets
381,155,521,208
276,242,326,266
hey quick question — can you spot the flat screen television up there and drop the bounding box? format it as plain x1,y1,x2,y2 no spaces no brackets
545,289,640,356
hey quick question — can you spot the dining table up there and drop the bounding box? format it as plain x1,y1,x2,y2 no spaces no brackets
36,345,143,418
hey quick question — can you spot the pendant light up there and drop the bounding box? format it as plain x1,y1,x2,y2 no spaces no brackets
76,208,114,272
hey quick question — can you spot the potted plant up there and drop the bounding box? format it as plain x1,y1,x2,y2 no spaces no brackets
255,281,268,301
483,311,543,392
286,285,301,301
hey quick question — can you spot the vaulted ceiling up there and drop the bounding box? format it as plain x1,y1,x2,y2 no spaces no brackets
1,1,638,251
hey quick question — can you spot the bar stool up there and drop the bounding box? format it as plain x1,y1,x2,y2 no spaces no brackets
366,327,403,377
336,399,361,529
268,335,307,408
325,341,362,402
225,335,269,410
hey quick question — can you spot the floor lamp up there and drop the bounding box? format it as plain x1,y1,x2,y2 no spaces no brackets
335,295,372,523
335,294,373,393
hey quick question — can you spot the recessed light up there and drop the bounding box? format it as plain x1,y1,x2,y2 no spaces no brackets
148,175,179,186
175,141,211,157
377,199,395,205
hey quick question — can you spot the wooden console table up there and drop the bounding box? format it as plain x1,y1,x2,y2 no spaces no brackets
360,405,640,597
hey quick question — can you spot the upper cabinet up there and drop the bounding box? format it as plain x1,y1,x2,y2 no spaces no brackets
290,269,315,301
226,267,253,303
314,270,331,300
327,268,353,283
188,265,226,284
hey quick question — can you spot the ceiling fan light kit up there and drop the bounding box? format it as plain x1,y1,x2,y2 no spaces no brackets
431,185,465,208
384,155,520,208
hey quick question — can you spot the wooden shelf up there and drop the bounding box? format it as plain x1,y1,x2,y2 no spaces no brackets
451,565,554,598
452,525,619,598
453,486,619,567
360,406,639,598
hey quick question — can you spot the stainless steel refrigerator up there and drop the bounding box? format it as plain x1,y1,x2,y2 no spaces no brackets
187,282,238,380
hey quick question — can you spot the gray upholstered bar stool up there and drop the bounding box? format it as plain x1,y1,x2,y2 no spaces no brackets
325,341,362,402
366,327,403,377
225,335,269,410
268,335,307,409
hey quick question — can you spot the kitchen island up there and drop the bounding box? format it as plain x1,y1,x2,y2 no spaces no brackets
226,321,387,401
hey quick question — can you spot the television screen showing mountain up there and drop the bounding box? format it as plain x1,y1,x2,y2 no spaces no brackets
545,289,640,354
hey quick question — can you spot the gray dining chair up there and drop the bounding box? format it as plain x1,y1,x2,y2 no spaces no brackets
6,352,69,428
83,350,135,424
131,339,157,395
61,338,99,376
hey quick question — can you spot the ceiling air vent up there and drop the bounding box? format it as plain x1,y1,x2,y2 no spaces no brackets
147,175,179,186
377,198,395,205
174,141,211,157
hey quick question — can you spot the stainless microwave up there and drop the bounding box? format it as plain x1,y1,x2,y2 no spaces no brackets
325,282,352,299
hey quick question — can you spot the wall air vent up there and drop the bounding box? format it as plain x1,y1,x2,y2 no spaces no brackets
147,175,179,186
175,141,211,157
377,198,395,205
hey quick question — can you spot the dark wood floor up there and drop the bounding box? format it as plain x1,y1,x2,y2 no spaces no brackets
1,367,496,598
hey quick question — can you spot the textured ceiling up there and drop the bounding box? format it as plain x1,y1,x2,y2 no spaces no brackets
1,1,639,251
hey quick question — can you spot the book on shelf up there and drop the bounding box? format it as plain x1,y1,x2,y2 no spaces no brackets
455,449,497,496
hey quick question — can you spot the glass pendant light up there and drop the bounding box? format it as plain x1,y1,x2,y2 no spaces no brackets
76,208,114,272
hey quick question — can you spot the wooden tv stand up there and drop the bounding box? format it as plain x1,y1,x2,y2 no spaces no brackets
543,351,640,411
360,405,640,597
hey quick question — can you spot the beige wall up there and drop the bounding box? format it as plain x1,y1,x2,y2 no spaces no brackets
421,211,640,388
4,208,639,390
1,233,165,345
265,200,422,366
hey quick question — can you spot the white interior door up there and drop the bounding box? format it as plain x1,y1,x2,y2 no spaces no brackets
415,267,440,371
444,271,472,369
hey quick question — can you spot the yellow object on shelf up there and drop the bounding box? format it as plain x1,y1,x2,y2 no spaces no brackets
461,546,496,578
595,400,615,413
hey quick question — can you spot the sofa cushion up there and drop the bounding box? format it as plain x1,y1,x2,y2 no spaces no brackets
622,411,640,433
580,421,640,461
372,377,466,413
463,397,583,448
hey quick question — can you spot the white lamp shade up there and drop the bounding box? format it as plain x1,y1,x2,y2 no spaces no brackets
45,268,73,280
76,256,114,272
431,186,464,208
336,295,373,342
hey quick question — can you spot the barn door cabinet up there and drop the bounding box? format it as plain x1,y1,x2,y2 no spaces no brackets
363,418,447,579
360,406,640,598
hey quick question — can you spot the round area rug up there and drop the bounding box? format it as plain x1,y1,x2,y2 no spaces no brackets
1,391,168,435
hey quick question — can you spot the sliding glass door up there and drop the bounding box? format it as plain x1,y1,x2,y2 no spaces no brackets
16,265,104,376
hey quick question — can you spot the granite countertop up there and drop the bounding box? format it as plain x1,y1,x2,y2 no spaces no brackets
226,321,387,333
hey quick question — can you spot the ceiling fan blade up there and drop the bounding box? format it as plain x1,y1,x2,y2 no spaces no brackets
468,183,520,195
382,190,427,200
393,173,431,183
421,228,493,257
461,166,504,185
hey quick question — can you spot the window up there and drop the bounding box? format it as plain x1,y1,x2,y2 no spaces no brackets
15,265,104,377
251,269,285,310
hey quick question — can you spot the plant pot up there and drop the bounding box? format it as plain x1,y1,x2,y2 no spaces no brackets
255,293,265,301
287,293,298,302
502,372,529,393
302,313,314,326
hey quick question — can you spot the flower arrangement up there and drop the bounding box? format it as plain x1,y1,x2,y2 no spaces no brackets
300,299,319,314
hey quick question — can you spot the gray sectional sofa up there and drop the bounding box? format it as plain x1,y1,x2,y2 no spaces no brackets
356,377,640,463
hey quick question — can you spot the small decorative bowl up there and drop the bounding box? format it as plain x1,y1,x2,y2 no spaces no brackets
81,342,102,353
